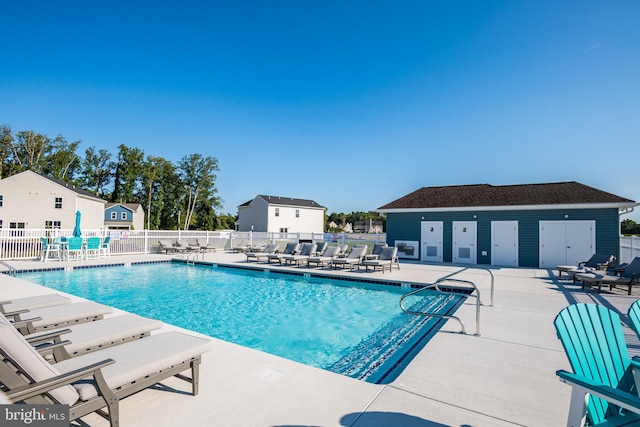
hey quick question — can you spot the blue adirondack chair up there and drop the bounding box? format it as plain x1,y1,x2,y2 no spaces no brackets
554,303,640,426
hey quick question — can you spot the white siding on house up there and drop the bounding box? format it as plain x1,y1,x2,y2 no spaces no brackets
237,195,324,233
0,170,105,230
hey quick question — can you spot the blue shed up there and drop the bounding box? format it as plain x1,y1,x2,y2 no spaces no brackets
378,182,637,268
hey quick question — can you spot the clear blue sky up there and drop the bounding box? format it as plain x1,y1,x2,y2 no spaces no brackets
2,1,639,220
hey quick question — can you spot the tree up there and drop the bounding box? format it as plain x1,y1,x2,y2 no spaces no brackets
0,124,14,179
177,153,221,230
42,135,81,180
622,219,640,236
11,130,49,172
112,144,144,203
80,147,115,198
139,155,176,230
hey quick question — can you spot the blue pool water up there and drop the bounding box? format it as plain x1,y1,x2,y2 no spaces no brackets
18,262,465,383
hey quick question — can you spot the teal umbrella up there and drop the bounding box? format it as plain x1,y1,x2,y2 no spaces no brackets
72,211,82,237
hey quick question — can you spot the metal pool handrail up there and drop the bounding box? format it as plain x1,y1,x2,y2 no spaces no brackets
0,261,17,276
437,266,495,307
399,268,485,336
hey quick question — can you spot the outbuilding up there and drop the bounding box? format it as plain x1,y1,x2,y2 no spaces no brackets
378,182,638,268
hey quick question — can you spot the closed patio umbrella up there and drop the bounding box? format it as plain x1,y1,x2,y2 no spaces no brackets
72,211,82,237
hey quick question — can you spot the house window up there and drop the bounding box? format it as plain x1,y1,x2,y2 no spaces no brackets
9,222,25,236
275,208,279,217
0,220,2,228
279,227,288,233
45,221,61,229
0,195,3,207
121,212,127,220
54,197,63,209
110,212,117,220
295,209,300,218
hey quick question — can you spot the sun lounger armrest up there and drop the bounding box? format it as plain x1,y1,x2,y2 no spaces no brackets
3,308,31,318
10,317,43,330
557,369,640,415
26,328,72,345
34,339,73,356
7,358,116,402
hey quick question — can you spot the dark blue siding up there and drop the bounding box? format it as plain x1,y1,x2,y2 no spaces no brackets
386,208,620,267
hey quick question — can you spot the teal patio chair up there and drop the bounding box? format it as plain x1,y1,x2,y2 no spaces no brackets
85,237,101,259
39,237,61,262
66,237,84,261
554,303,640,426
99,236,111,258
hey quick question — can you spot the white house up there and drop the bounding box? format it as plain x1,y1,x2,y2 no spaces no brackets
0,170,106,231
237,195,325,233
104,203,145,230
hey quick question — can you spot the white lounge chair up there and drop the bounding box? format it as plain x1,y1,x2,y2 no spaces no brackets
282,243,317,266
0,294,71,315
306,246,342,268
6,301,113,334
361,246,400,273
331,246,368,270
267,242,300,264
25,313,163,360
246,243,280,263
0,317,212,427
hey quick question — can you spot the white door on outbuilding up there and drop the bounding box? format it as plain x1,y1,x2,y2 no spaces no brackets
539,220,595,268
421,221,443,262
491,221,518,267
452,221,477,264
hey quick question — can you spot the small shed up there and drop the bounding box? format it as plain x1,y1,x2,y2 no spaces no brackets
378,182,637,268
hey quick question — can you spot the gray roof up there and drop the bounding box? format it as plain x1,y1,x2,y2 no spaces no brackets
239,195,324,209
38,172,106,202
379,182,635,210
105,202,142,212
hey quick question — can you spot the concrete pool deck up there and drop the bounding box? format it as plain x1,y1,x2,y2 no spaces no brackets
2,252,640,426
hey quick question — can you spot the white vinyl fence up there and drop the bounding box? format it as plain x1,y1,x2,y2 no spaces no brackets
620,235,640,264
0,229,386,260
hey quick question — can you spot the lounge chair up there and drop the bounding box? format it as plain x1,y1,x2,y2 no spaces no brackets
231,238,251,253
5,301,113,334
85,237,102,259
361,246,400,273
554,303,640,426
574,257,640,294
0,316,212,427
282,243,317,266
0,294,71,315
556,254,615,278
176,239,197,252
331,245,368,270
199,238,223,253
24,313,163,361
99,236,111,258
267,242,300,264
306,246,342,268
158,240,177,254
40,237,61,262
312,241,328,256
363,243,388,261
246,243,280,263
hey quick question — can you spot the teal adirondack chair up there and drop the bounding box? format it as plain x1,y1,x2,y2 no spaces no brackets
554,303,640,426
628,300,640,340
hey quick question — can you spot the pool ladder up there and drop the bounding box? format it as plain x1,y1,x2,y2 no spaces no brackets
185,252,199,266
399,267,494,336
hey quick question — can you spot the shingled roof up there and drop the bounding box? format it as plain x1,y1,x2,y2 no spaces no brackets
239,195,324,209
378,182,636,211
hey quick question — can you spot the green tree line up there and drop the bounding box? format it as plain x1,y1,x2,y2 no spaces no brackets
0,124,237,230
622,219,640,236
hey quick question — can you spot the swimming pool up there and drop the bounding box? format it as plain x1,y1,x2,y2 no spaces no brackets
17,262,465,384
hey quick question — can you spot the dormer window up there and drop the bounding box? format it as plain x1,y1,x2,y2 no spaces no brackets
121,212,127,220
111,212,117,219
54,197,62,209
